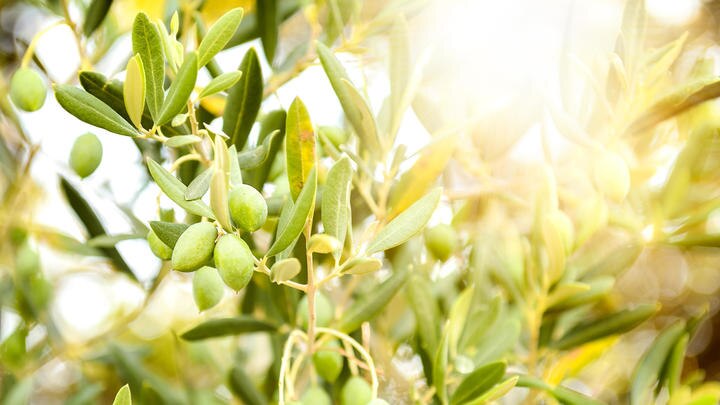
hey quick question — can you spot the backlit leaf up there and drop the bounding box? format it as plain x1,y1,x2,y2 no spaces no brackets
285,97,316,200
146,159,216,219
124,54,145,129
199,71,243,98
112,384,131,405
165,134,202,148
132,12,165,121
197,8,244,67
270,258,301,283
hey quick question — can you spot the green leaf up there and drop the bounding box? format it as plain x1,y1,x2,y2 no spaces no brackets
257,0,279,63
316,42,381,153
149,221,189,248
448,285,474,357
266,168,317,256
181,316,277,340
367,188,441,254
199,71,243,98
434,329,450,405
132,12,165,121
338,257,382,275
223,48,263,149
157,52,197,126
124,54,146,129
387,135,456,219
285,97,316,200
237,130,280,169
407,274,440,355
184,167,213,200
60,178,135,280
552,304,658,350
243,110,286,190
665,333,689,395
211,135,233,231
515,375,605,405
228,363,268,405
54,85,138,137
270,258,301,283
630,320,686,405
146,159,216,219
165,134,202,148
337,268,408,333
112,384,131,405
87,233,144,247
83,0,113,37
450,361,506,405
228,145,243,188
306,234,341,254
322,156,352,260
197,8,244,67
465,376,518,405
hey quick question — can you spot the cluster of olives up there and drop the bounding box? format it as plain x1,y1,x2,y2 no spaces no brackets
9,67,46,112
287,376,388,405
147,184,268,311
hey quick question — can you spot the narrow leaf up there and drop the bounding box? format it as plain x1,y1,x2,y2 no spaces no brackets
237,130,279,169
266,168,317,256
112,384,131,405
199,71,242,98
270,258,301,283
450,361,506,405
630,320,686,405
367,188,442,254
132,12,165,121
197,8,244,67
337,268,408,333
184,167,213,200
83,0,113,37
338,257,382,275
322,156,352,259
211,135,233,231
285,97,316,200
165,134,202,148
228,363,268,405
228,144,243,189
147,159,216,219
157,52,198,126
124,54,145,129
257,0,279,63
87,233,144,247
181,317,277,340
149,221,189,248
54,85,138,137
223,48,263,149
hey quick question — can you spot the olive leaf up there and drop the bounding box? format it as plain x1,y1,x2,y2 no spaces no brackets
124,54,145,129
87,233,144,247
306,234,341,254
149,221,189,248
322,156,352,260
316,42,381,153
466,376,519,405
257,0,279,63
243,110,286,190
83,0,113,37
165,135,202,148
434,329,450,404
448,285,474,357
132,12,165,121
228,144,243,189
237,130,280,169
112,384,131,405
630,320,686,405
338,257,382,275
54,85,139,137
223,48,263,149
366,188,442,254
665,333,689,395
211,135,233,231
516,375,605,405
270,258,301,283
407,274,440,355
181,316,277,340
337,268,408,333
146,159,216,219
199,71,242,98
184,167,213,200
197,8,244,67
450,361,506,405
266,167,317,257
551,304,658,350
157,52,198,126
285,97,316,200
228,362,268,405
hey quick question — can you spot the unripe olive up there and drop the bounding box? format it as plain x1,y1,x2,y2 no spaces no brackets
213,234,254,291
147,230,172,260
69,133,103,178
312,340,343,382
16,242,40,279
171,222,217,272
424,224,458,262
228,185,268,232
297,292,333,328
319,126,348,147
192,266,224,311
301,386,331,405
340,376,372,405
9,68,46,112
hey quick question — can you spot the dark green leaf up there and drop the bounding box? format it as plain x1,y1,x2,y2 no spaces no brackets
83,0,113,36
266,168,317,256
146,159,216,219
630,320,686,405
149,221,189,248
132,12,165,121
450,361,506,405
228,363,268,405
223,48,263,149
54,85,138,137
181,317,277,340
257,0,279,63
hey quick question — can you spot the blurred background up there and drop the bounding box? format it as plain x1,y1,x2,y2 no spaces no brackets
3,0,720,403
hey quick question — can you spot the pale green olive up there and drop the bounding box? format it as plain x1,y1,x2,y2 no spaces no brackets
171,222,217,272
424,224,458,262
213,234,254,290
192,266,224,311
147,230,172,260
312,340,343,382
297,292,333,328
340,376,372,405
301,386,332,405
10,68,46,112
70,133,103,178
228,184,268,232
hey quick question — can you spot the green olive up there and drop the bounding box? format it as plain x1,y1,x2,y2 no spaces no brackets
70,133,103,178
16,242,40,279
147,230,172,260
319,126,348,147
297,292,333,328
9,68,46,112
213,234,254,291
301,386,332,405
424,224,458,262
171,222,217,272
192,266,224,311
228,185,268,232
312,340,344,382
340,376,372,405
